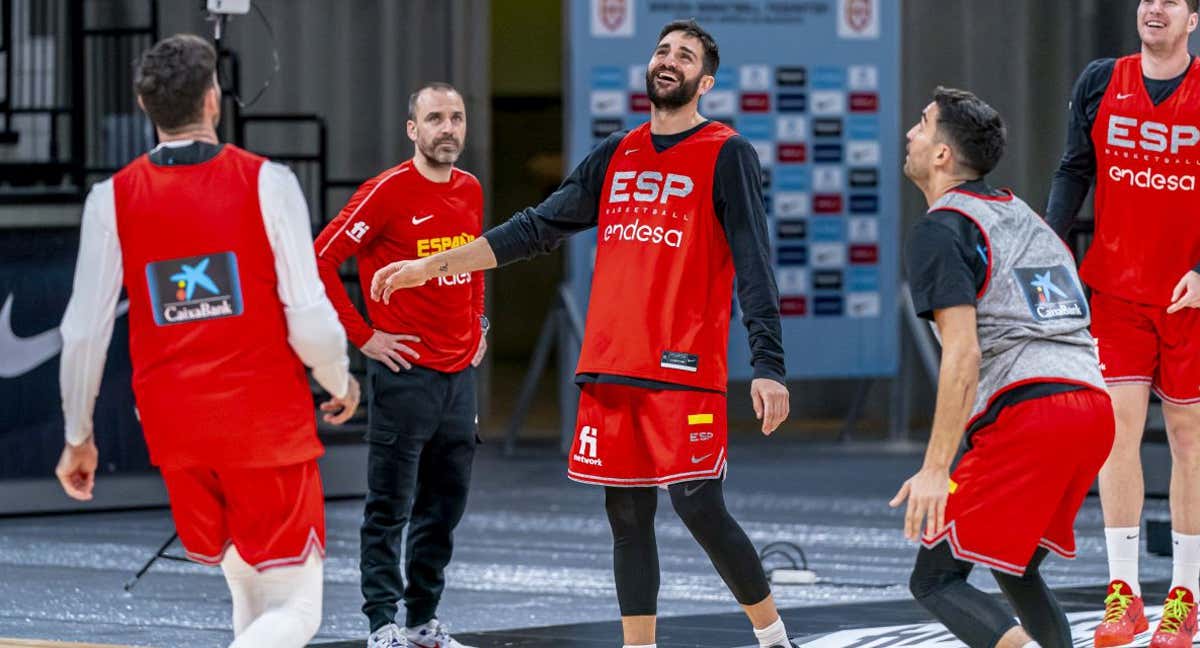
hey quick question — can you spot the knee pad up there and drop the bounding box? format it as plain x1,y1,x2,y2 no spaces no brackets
909,545,971,601
667,479,724,529
605,487,657,535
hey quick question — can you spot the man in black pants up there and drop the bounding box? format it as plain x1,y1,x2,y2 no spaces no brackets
894,87,1113,648
314,83,486,648
371,20,794,648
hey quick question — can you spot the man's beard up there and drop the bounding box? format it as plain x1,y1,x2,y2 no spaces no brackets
420,136,461,166
646,67,701,110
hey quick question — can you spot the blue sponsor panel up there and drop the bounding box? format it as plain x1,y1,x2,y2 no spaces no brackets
846,115,880,139
813,294,845,316
849,194,880,213
813,143,843,163
809,217,844,242
776,93,808,113
810,66,845,89
848,266,880,291
591,66,625,89
775,166,810,191
777,245,809,266
713,69,737,90
735,115,773,140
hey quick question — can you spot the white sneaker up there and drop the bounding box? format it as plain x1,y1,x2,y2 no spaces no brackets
368,623,408,648
405,618,475,648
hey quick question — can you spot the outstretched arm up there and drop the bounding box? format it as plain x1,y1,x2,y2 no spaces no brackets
373,132,627,303
373,237,498,304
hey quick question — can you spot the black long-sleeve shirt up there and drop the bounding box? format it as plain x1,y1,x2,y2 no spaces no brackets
486,122,786,388
1045,57,1200,274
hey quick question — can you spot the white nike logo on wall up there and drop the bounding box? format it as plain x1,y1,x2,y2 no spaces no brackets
412,214,435,225
0,294,130,378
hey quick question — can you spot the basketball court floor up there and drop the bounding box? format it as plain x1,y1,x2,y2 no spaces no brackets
0,440,1175,647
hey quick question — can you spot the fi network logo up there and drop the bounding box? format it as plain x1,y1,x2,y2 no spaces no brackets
574,425,602,467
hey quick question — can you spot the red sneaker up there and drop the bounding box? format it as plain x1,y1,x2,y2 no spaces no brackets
1150,587,1198,648
1095,580,1149,648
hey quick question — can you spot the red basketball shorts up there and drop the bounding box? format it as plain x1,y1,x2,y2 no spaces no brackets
1092,289,1200,405
160,459,325,571
568,383,727,487
922,388,1115,575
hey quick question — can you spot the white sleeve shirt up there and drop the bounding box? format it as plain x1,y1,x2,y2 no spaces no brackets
59,155,351,446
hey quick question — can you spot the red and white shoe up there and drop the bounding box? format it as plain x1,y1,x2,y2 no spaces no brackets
1094,580,1149,648
1149,587,1198,648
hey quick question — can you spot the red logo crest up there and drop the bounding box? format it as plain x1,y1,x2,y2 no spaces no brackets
846,0,872,32
599,0,627,32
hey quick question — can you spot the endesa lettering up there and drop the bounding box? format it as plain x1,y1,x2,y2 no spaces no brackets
604,171,693,249
1108,165,1196,191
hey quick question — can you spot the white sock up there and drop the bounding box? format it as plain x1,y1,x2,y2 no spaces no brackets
1021,642,1042,648
1171,531,1200,594
752,617,789,648
220,547,261,635
226,550,323,648
1105,526,1142,596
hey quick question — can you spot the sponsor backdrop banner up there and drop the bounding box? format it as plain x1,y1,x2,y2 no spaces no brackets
567,0,901,379
0,228,149,480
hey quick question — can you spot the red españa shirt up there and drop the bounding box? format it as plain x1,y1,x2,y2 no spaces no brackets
315,160,484,373
1088,54,1200,305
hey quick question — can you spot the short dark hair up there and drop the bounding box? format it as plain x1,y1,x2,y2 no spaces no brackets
134,34,217,132
408,82,461,120
657,19,719,76
1190,0,1199,13
932,86,1007,177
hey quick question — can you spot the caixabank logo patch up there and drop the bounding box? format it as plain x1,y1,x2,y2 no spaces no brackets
1013,264,1087,322
145,252,243,326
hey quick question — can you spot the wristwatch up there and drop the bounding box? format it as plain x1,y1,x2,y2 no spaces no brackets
480,314,490,335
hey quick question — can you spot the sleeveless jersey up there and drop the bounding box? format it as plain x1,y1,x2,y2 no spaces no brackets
112,144,321,469
576,121,737,392
1087,54,1200,305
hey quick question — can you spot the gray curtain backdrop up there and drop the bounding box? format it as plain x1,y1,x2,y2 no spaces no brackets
153,0,491,217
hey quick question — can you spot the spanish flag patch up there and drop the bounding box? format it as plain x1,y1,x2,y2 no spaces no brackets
688,413,714,425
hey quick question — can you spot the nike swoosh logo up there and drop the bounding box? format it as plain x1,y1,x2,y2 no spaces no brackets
1130,534,1141,540
0,294,130,378
412,214,435,225
690,453,712,464
1117,92,1136,100
683,482,705,497
624,149,639,156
